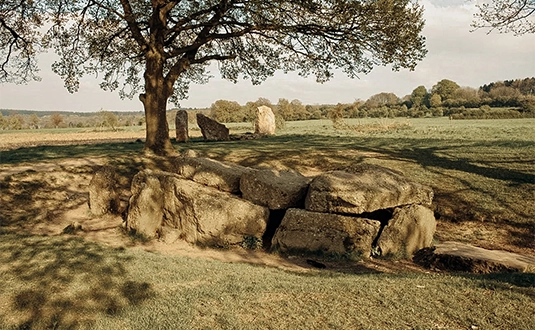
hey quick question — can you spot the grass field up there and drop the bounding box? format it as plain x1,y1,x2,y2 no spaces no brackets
1,117,534,329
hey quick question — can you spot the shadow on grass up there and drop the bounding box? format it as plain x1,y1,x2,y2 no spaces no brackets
465,272,535,299
0,141,144,165
0,231,154,329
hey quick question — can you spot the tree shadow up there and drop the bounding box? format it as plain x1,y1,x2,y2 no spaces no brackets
0,141,144,165
453,272,535,300
0,231,155,329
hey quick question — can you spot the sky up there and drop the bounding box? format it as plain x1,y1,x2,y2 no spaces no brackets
0,0,534,112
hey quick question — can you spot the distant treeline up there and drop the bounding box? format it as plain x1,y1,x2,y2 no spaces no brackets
1,77,534,130
208,77,535,123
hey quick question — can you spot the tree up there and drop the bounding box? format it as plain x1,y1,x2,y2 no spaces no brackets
8,114,23,130
364,92,400,109
276,98,292,121
5,0,427,155
50,113,64,128
429,93,442,108
488,85,522,106
446,87,481,108
99,110,119,130
210,99,242,122
431,79,460,102
29,113,40,129
409,85,428,108
472,0,535,35
328,103,346,126
0,0,45,83
290,99,307,120
0,113,6,130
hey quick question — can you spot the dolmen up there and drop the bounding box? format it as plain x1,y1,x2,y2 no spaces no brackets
121,152,437,260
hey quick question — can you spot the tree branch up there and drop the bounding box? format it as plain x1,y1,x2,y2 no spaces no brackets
119,0,148,51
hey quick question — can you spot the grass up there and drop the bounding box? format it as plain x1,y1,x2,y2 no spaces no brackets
1,231,533,330
0,117,534,329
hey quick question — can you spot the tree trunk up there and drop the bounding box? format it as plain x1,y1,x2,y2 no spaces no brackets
140,51,175,156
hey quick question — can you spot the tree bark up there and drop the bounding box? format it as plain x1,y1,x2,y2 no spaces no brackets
139,50,175,156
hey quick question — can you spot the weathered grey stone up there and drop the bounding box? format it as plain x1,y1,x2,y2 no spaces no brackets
255,105,276,135
126,170,268,245
175,110,189,142
88,166,121,216
126,171,164,238
271,208,381,258
413,241,535,273
376,205,436,258
240,169,311,209
305,164,433,215
173,156,253,193
196,113,229,141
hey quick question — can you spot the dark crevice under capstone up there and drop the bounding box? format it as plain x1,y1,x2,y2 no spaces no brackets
262,209,287,250
361,208,395,258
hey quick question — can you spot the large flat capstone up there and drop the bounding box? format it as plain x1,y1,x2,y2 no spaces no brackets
240,169,311,209
305,164,433,215
173,156,252,194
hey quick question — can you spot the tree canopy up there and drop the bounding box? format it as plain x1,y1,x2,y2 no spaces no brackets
0,0,45,83
472,0,535,35
1,0,428,154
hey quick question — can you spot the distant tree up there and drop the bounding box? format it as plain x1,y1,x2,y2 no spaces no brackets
277,98,292,121
29,113,40,129
429,94,442,108
445,87,481,108
305,104,322,120
328,103,346,125
410,85,428,108
365,92,400,109
0,113,6,129
99,110,119,131
431,107,444,117
431,79,461,102
487,86,522,106
8,114,23,130
50,113,64,128
290,99,308,121
472,0,535,35
520,95,535,113
210,100,242,123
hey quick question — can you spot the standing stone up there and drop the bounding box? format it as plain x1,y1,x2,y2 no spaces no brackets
255,105,276,135
196,113,229,141
175,110,189,142
88,166,121,216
